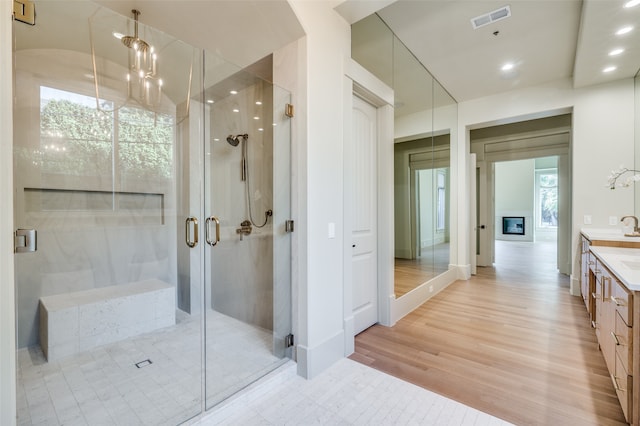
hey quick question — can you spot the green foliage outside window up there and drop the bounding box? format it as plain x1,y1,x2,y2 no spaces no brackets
39,89,174,181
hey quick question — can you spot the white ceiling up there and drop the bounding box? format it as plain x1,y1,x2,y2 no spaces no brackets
15,1,640,106
344,0,640,103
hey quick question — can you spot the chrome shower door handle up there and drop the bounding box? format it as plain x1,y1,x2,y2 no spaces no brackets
185,217,198,248
206,216,220,246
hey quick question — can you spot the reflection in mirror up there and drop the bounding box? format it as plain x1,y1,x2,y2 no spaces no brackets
351,13,457,298
394,134,450,297
635,71,640,216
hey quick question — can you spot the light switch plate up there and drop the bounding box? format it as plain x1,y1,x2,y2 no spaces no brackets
609,216,618,225
583,215,592,225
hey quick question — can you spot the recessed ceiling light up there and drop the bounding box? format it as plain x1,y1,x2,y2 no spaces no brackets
609,48,624,56
206,99,214,104
603,66,617,73
232,108,239,113
616,26,633,36
501,63,515,71
258,128,264,132
253,116,260,120
230,90,238,95
213,138,219,141
255,101,262,105
624,0,640,8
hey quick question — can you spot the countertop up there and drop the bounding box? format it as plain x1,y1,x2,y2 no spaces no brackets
590,246,640,291
581,228,640,243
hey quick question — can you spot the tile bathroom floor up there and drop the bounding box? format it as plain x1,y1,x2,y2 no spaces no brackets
195,358,513,426
17,310,511,426
17,309,286,426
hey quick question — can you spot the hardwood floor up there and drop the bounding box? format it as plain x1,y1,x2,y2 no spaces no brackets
352,240,628,425
395,243,450,298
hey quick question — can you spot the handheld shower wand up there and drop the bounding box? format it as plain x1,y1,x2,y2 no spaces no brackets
226,134,248,181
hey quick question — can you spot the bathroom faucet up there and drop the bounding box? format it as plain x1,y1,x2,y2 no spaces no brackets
236,220,252,241
621,215,640,236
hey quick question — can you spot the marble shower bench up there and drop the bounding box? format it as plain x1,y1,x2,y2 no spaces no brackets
39,279,175,361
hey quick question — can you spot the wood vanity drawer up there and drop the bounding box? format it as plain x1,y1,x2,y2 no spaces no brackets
614,312,632,374
612,352,633,423
612,280,632,327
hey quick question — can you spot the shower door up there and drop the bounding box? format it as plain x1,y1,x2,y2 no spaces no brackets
13,3,293,425
13,4,205,425
202,55,293,409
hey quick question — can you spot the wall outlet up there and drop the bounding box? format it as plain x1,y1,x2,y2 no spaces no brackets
429,285,434,293
583,215,592,225
609,216,618,225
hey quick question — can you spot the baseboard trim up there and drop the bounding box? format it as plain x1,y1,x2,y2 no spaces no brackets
390,269,457,324
296,329,344,379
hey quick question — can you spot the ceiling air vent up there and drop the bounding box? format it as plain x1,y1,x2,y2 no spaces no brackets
471,5,511,30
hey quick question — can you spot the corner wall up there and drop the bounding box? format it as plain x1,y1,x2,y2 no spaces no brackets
1,4,17,426
286,1,351,378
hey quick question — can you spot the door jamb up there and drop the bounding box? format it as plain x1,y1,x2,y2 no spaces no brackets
343,58,393,356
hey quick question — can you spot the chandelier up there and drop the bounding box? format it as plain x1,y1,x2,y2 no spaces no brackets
119,10,162,108
89,6,195,124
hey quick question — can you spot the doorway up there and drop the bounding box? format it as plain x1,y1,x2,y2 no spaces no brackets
471,114,572,274
13,4,292,424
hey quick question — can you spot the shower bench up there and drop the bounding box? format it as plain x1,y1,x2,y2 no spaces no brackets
39,279,175,361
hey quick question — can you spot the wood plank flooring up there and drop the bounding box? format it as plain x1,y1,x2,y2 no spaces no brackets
395,243,450,298
351,240,628,425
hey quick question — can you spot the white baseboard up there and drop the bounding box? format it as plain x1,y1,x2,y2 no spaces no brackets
296,329,344,379
390,269,457,324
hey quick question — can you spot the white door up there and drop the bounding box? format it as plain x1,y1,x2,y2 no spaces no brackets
351,95,378,334
476,160,493,266
470,154,477,275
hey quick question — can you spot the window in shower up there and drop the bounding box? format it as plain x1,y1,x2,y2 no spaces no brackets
40,86,174,183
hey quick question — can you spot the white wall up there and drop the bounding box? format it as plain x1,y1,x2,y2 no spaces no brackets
494,159,535,242
1,0,16,422
287,1,351,378
456,77,635,295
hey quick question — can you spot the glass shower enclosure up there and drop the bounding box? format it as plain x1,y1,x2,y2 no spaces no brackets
13,3,292,424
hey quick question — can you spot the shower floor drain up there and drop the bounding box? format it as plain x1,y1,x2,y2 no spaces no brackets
135,359,153,368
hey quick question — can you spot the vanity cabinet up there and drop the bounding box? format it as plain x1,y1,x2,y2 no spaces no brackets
588,246,639,425
580,232,640,328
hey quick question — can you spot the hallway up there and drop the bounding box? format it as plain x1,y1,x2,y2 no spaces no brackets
351,240,627,425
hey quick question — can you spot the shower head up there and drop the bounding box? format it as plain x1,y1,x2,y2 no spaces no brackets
226,135,240,146
226,134,248,147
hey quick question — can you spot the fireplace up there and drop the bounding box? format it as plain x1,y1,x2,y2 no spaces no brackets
502,216,525,235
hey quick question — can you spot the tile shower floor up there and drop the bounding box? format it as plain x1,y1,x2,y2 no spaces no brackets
17,310,285,426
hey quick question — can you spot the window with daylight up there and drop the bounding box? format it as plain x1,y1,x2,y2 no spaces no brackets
436,170,446,231
537,170,558,228
39,86,174,183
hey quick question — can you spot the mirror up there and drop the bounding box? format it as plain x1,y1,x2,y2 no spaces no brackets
352,14,457,298
635,71,640,216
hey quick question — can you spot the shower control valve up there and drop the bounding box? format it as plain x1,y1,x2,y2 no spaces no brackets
236,220,252,241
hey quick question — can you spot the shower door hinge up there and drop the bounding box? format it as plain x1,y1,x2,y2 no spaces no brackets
14,229,37,253
285,220,294,233
285,103,294,118
285,333,294,348
13,0,35,26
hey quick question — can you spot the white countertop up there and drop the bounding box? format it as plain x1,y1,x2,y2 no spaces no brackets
590,246,640,291
581,228,640,243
